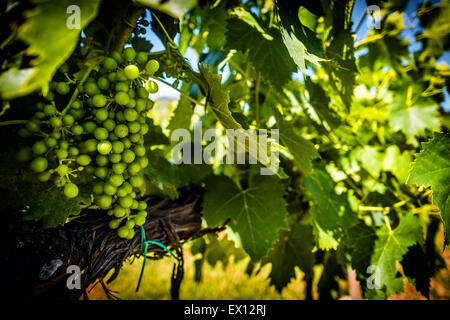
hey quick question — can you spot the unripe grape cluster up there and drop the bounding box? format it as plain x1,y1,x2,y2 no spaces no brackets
15,46,161,239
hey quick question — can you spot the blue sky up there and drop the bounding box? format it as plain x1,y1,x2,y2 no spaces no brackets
143,0,449,110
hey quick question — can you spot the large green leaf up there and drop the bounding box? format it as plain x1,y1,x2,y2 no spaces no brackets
369,212,423,297
0,0,101,99
202,174,288,261
407,132,450,244
225,17,297,88
264,223,315,290
134,0,197,18
275,1,323,72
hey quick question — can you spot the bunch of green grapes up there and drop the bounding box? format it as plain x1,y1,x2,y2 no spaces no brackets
15,46,161,239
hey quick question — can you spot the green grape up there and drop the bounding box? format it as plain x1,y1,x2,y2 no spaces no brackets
130,175,144,188
77,154,92,166
112,141,125,153
85,139,98,152
56,149,69,160
128,89,135,99
96,154,109,166
69,147,79,157
123,182,133,194
103,119,116,132
109,173,124,187
123,47,136,61
110,51,123,63
56,82,70,95
119,196,133,209
103,182,117,196
97,77,110,90
95,109,109,122
145,80,158,93
134,215,146,226
124,109,138,122
54,176,66,187
134,145,146,157
18,128,32,138
136,87,148,99
71,125,84,135
135,99,146,112
115,81,129,92
94,166,108,179
64,183,79,198
131,200,139,210
97,140,112,155
122,149,135,163
108,72,117,82
117,226,129,238
139,123,149,135
84,81,100,96
62,114,75,127
124,65,140,80
125,219,136,228
114,206,127,218
45,91,55,101
16,147,32,162
112,162,126,174
127,162,141,176
44,104,57,116
34,111,46,120
114,124,129,138
70,108,85,120
26,120,41,132
114,112,124,124
121,138,131,149
59,63,69,73
137,157,148,169
109,153,121,163
109,219,121,229
37,171,52,182
92,181,104,195
136,210,147,218
71,100,82,109
52,132,61,139
125,98,136,109
45,137,58,148
32,140,47,155
85,165,95,174
96,194,112,209
128,121,141,134
117,186,128,197
138,201,147,211
145,60,159,75
92,94,107,107
136,52,148,65
50,117,62,128
83,121,97,134
116,70,127,82
30,157,48,173
59,140,69,150
115,92,129,105
94,127,109,140
129,133,141,143
103,57,118,71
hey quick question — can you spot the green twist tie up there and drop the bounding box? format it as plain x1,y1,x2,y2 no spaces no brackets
136,225,179,292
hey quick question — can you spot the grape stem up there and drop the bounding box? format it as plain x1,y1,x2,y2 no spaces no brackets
0,119,28,127
147,75,205,106
61,65,95,115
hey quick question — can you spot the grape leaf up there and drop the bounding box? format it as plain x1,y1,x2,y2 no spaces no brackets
382,145,412,183
369,212,423,297
135,0,197,18
202,174,288,261
264,223,315,291
225,17,297,88
389,98,441,145
143,150,180,199
275,1,323,72
304,170,355,250
320,0,357,109
407,132,450,244
0,0,101,99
